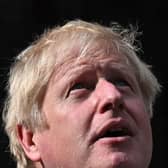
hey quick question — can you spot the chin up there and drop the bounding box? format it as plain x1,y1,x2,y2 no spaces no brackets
86,152,128,168
108,152,130,168
105,152,151,168
93,152,143,168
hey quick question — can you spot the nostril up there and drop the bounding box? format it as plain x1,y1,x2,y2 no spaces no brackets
117,103,124,112
103,103,113,112
102,101,124,113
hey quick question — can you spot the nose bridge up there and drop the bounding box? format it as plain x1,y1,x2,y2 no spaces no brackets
96,78,121,99
93,78,123,113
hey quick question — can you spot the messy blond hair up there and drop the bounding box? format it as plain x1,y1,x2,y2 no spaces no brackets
3,19,161,168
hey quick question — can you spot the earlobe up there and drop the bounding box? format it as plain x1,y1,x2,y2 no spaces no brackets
17,124,41,162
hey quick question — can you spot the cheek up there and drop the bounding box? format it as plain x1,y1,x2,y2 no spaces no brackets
125,97,153,142
125,97,150,125
35,127,79,168
34,132,57,165
67,101,95,127
125,98,153,164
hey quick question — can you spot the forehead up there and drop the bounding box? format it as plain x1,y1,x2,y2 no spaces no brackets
48,37,133,81
51,51,133,84
48,31,127,65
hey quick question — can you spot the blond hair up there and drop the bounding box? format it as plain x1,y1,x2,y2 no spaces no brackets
3,19,161,168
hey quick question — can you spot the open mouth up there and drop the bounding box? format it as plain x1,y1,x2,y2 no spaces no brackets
92,119,134,143
98,127,131,139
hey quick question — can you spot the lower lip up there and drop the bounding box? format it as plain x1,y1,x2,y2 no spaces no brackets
96,136,132,145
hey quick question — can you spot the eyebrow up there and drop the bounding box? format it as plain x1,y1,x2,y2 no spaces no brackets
110,63,137,80
65,65,96,83
52,62,94,84
51,58,137,87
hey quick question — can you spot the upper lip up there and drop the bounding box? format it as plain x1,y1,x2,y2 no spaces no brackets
91,117,134,143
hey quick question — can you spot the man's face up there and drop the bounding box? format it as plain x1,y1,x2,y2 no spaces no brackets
34,53,152,168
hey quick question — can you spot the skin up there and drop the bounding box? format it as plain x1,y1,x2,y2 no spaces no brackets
30,51,152,168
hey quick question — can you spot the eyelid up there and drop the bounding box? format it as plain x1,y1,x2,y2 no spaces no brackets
114,78,137,94
113,79,130,87
66,81,93,98
70,82,86,90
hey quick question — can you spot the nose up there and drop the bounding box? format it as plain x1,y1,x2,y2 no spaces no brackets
94,78,124,114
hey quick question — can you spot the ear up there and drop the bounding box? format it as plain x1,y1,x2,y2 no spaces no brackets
17,124,41,162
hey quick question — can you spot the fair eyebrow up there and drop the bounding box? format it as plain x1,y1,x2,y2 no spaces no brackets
65,66,97,89
53,59,136,83
110,64,138,83
51,58,139,94
50,62,96,95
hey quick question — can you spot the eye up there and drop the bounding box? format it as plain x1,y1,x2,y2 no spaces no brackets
113,79,130,87
67,81,94,98
70,83,86,91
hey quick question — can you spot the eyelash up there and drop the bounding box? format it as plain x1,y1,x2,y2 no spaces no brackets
113,79,130,87
67,82,92,97
68,78,130,95
70,83,87,91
